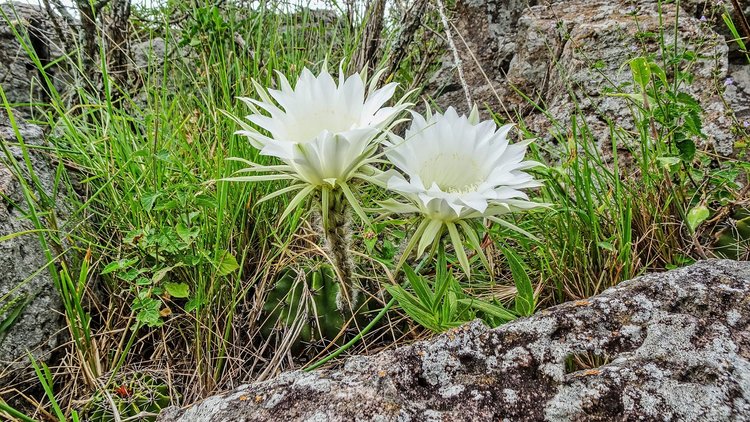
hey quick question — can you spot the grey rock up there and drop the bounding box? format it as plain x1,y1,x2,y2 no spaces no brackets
0,2,66,117
431,0,741,159
158,260,750,421
0,113,65,384
132,37,168,71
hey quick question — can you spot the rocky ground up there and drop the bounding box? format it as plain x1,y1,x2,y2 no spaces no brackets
430,0,749,161
159,260,750,421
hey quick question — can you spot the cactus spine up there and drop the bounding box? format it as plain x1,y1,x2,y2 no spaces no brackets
320,187,360,313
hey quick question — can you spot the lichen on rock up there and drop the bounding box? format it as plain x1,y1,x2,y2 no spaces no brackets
158,260,750,421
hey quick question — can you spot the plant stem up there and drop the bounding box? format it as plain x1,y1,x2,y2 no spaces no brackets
322,188,360,313
304,254,431,372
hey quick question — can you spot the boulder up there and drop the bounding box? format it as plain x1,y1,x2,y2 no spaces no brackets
158,260,750,421
0,2,66,117
0,112,65,384
431,0,743,159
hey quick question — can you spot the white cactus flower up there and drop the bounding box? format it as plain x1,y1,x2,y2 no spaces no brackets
227,66,410,223
381,106,543,275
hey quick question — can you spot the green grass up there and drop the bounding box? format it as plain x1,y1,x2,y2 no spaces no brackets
0,0,748,420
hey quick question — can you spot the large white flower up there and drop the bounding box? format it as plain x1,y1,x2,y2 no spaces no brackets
381,107,543,275
228,67,410,223
234,67,407,183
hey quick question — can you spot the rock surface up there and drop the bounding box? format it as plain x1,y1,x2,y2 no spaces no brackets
0,2,66,117
158,260,750,421
431,0,744,158
0,113,65,383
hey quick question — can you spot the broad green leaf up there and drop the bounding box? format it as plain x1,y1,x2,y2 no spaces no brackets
216,252,240,276
649,62,668,86
656,156,680,170
101,258,138,275
151,266,172,284
676,137,696,161
135,276,151,286
134,297,163,328
686,205,709,232
629,57,651,89
176,223,199,244
164,282,190,298
141,192,161,212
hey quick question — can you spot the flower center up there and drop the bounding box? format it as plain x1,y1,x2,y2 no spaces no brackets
287,108,358,143
419,153,485,194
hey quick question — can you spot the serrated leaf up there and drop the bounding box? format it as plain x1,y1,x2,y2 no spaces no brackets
120,268,142,282
134,297,163,328
676,137,696,161
176,223,199,244
135,276,151,286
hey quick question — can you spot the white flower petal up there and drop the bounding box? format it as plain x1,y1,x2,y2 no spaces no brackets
238,67,405,187
384,108,541,222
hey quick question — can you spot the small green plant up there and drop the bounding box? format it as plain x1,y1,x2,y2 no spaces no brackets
713,206,750,260
386,247,517,333
85,373,172,422
102,195,240,328
261,264,369,353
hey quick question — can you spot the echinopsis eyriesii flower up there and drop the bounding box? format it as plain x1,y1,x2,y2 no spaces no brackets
380,106,543,276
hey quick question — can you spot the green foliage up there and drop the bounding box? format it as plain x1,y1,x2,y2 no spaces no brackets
501,246,536,317
85,373,172,422
179,5,239,50
713,207,750,260
360,219,408,266
387,248,516,333
686,204,710,233
622,56,704,163
29,354,78,422
0,293,32,341
261,264,367,352
3,0,749,419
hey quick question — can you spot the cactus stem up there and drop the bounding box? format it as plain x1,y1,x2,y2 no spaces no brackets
320,187,360,314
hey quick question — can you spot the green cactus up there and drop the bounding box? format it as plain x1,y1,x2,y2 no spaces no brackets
261,264,368,352
86,373,172,422
713,207,750,260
